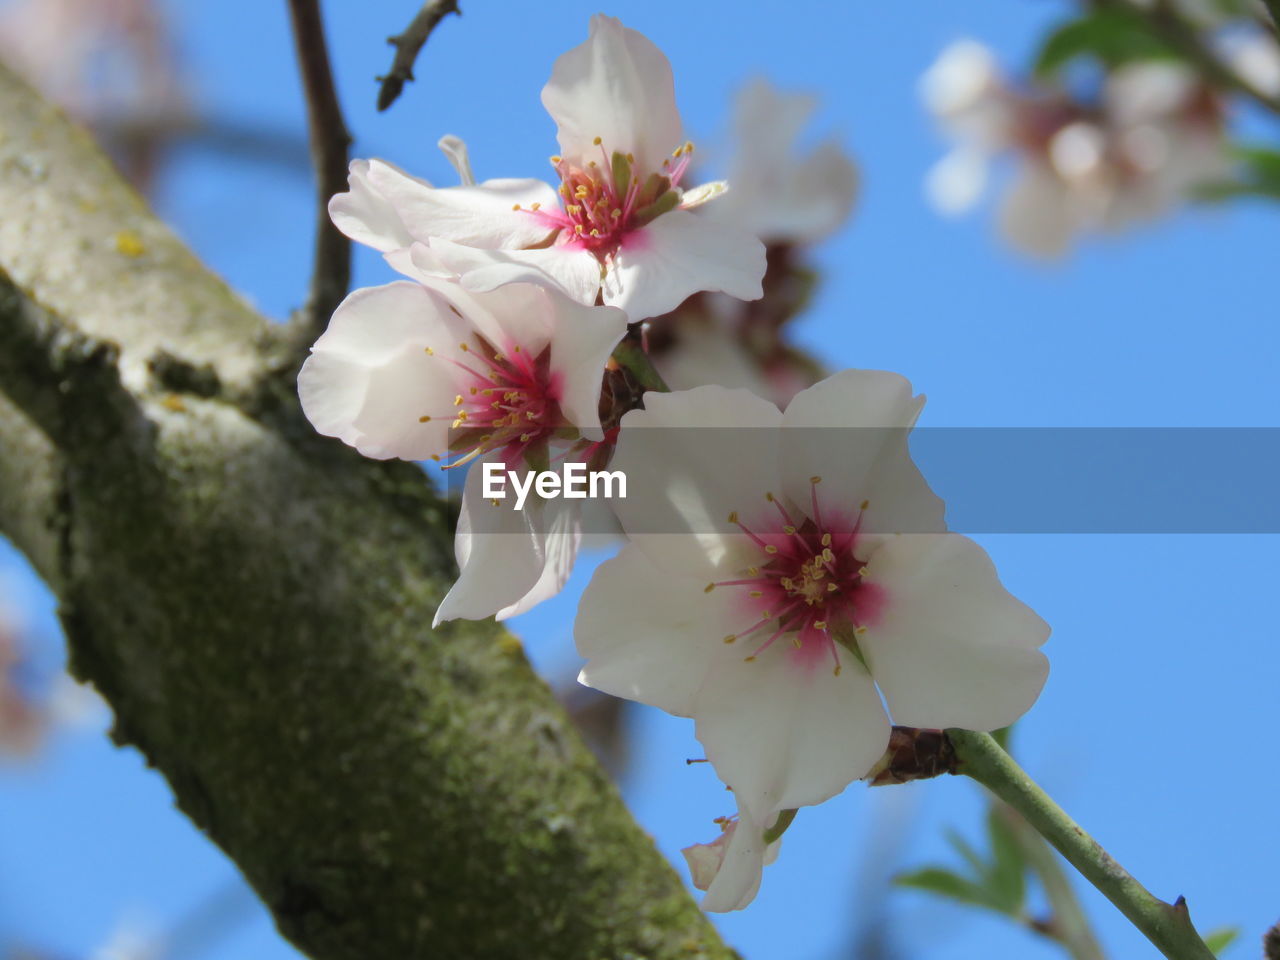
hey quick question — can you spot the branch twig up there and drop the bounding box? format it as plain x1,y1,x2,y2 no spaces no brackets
377,0,461,112
286,0,352,342
949,730,1215,960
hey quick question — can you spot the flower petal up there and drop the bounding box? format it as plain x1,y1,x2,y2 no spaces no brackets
494,495,582,620
543,295,628,436
298,282,463,460
860,533,1050,730
434,459,547,625
695,804,780,913
603,209,766,321
428,237,602,307
693,644,891,823
998,162,1077,258
780,370,945,537
334,158,560,251
540,14,682,174
328,159,429,253
610,386,783,578
575,544,732,716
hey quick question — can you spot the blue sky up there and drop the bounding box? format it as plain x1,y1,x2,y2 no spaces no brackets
2,1,1277,958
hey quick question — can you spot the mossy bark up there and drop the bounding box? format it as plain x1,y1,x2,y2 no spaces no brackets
0,64,733,960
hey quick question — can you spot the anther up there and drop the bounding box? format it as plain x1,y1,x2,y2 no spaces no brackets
723,634,736,644
592,136,602,145
704,583,715,593
783,525,796,535
727,511,739,524
821,533,832,546
764,544,778,554
424,346,434,355
749,590,762,598
860,499,870,510
511,203,521,211
813,620,827,630
810,475,822,485
418,415,432,423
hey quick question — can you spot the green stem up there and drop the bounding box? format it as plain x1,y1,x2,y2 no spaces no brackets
948,730,1214,960
762,808,797,845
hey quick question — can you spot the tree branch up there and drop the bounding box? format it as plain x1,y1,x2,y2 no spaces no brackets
949,730,1214,960
0,61,731,960
377,0,461,112
286,0,352,344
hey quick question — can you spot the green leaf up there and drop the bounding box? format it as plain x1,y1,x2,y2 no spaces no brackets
1033,10,1178,78
894,867,1010,912
1203,926,1240,955
1194,145,1280,204
944,828,989,878
985,809,1028,914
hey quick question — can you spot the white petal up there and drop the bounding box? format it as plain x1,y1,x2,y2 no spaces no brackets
610,386,783,578
780,371,945,537
495,496,582,620
543,294,628,436
575,544,732,716
298,282,463,461
655,321,771,396
926,147,989,216
998,163,1077,258
603,210,766,321
378,173,561,249
699,805,779,912
429,237,602,307
693,642,891,823
328,159,430,253
434,460,547,625
755,140,858,244
334,158,560,251
540,14,682,175
860,533,1050,730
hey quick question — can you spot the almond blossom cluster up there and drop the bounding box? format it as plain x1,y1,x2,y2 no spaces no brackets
299,13,1050,914
922,38,1234,256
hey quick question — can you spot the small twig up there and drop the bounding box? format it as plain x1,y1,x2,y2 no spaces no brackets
949,730,1215,960
1264,920,1280,960
377,1,461,112
286,0,352,342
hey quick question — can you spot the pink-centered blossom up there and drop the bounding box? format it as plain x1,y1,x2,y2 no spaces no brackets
575,372,1049,828
328,15,766,322
298,254,627,622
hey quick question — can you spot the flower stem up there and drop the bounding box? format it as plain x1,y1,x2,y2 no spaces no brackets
947,729,1215,960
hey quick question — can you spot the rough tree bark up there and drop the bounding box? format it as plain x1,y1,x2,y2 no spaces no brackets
0,64,734,960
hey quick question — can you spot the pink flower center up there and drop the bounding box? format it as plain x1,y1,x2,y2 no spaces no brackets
519,138,695,260
419,334,564,467
707,478,884,677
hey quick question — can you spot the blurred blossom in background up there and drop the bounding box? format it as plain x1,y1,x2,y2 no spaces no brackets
1,1,1278,958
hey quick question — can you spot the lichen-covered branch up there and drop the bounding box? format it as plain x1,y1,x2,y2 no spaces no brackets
0,62,731,960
